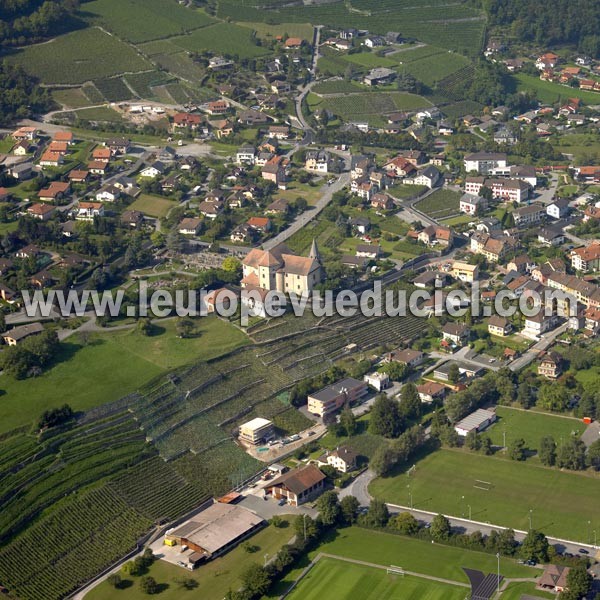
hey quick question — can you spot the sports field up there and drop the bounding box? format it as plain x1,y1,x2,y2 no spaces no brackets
370,449,600,541
486,406,585,453
6,27,151,85
287,557,466,600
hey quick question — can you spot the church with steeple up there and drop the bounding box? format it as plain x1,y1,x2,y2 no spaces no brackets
241,240,323,295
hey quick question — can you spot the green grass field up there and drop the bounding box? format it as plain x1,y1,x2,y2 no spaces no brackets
370,449,600,541
84,0,215,43
287,557,467,600
0,317,247,434
308,528,536,582
87,519,293,600
514,73,600,105
52,88,95,109
129,194,176,218
6,27,151,84
486,406,585,453
500,582,554,600
239,21,314,40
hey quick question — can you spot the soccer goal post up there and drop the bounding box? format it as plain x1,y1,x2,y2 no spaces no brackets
387,566,405,576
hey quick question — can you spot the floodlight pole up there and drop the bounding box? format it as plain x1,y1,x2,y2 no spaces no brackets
529,509,533,531
496,553,500,593
468,505,472,521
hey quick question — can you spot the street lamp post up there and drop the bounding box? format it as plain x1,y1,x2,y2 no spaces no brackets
588,520,591,544
407,485,413,510
468,505,472,521
529,509,533,531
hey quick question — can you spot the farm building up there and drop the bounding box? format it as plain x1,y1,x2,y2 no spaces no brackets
238,417,274,445
164,502,264,565
454,408,497,437
2,323,44,346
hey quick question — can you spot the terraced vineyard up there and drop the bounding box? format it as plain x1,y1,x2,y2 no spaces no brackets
0,486,151,600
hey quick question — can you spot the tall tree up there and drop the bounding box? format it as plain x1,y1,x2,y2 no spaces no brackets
369,394,403,438
430,514,452,541
315,491,341,526
538,436,557,466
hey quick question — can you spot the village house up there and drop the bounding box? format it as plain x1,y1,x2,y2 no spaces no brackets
512,203,546,227
441,322,470,347
88,160,107,175
363,371,390,392
38,181,70,202
2,322,44,346
95,185,121,202
524,312,559,338
487,315,512,337
451,261,479,283
172,112,204,131
105,137,130,155
199,200,224,220
140,161,166,178
265,464,325,507
27,203,56,221
76,201,105,221
417,381,446,403
407,165,440,188
363,67,396,86
464,152,508,174
68,169,89,183
9,162,33,180
305,150,330,174
262,160,286,187
12,126,38,141
546,197,570,220
537,226,565,247
39,151,63,168
318,446,358,473
417,225,453,248
370,193,394,210
247,216,271,233
178,218,203,236
386,348,424,368
538,351,562,379
571,244,600,272
459,193,487,215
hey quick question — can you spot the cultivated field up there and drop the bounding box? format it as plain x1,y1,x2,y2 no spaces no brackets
287,557,466,600
84,0,216,43
397,47,470,87
173,22,271,58
217,0,486,54
310,91,431,124
415,189,461,218
370,449,600,541
6,27,151,84
486,406,585,453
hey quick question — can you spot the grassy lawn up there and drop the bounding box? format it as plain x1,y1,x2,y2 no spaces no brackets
442,214,472,226
486,406,585,453
69,106,125,123
286,557,467,600
370,449,600,541
514,73,600,105
6,27,151,84
306,528,536,583
87,519,293,600
574,365,600,390
129,194,177,218
105,318,248,370
0,317,247,434
277,181,323,206
500,582,554,600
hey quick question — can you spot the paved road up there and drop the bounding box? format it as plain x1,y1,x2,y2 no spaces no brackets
263,169,350,250
508,322,569,372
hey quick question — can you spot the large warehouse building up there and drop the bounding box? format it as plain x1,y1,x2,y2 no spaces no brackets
165,503,264,566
